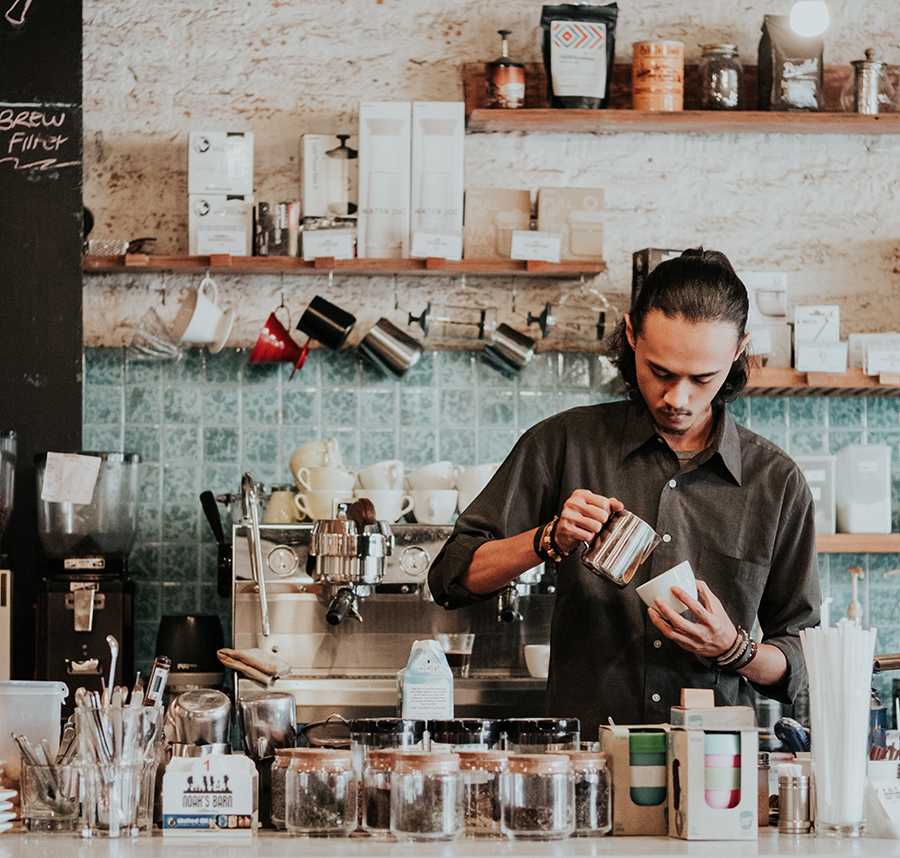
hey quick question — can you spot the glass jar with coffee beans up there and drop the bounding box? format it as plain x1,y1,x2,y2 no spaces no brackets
501,754,574,840
362,749,396,836
562,750,611,836
390,752,463,841
284,749,357,837
458,750,508,837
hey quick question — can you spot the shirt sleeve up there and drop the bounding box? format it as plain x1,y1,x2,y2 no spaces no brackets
428,419,562,610
751,466,821,703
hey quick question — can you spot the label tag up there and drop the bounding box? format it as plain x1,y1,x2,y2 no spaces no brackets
510,230,562,263
41,453,102,505
410,232,463,261
302,229,355,261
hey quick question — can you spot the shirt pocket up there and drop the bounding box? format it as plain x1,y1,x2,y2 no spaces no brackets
698,544,770,628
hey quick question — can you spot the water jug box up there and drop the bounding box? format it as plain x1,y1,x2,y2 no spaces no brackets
537,187,605,261
669,705,755,729
189,194,252,256
836,444,892,534
301,228,355,261
737,271,789,326
358,102,411,259
162,753,258,836
411,102,464,243
397,639,453,720
668,728,758,840
795,455,837,535
599,724,669,835
300,134,359,220
188,131,254,197
463,188,531,259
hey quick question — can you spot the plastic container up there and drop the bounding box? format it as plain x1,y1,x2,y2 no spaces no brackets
0,681,68,780
501,718,580,753
285,748,356,837
501,754,574,841
390,751,463,841
458,750,507,837
629,730,667,806
563,750,611,836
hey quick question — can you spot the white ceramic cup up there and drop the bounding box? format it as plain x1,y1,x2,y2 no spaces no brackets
411,490,458,525
456,462,500,495
357,459,404,491
635,560,698,615
296,465,356,492
353,489,413,523
175,273,227,345
407,461,460,491
262,490,301,524
294,489,353,521
524,644,551,679
290,439,342,483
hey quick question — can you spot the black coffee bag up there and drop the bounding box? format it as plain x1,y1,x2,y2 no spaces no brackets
758,14,824,111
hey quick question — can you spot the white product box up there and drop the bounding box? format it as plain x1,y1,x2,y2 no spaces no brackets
794,341,847,373
301,229,355,261
358,102,411,259
189,195,253,256
795,455,837,535
537,187,605,261
510,230,561,263
836,444,892,534
411,102,464,241
747,322,791,368
188,131,254,196
737,271,788,326
301,134,358,219
162,753,258,835
848,333,900,371
410,231,463,261
793,305,840,345
867,346,900,376
463,188,532,259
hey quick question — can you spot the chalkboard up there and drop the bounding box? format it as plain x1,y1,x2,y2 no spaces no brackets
0,0,83,680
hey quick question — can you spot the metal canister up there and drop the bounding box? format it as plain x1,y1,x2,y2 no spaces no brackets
632,41,684,111
778,774,812,834
851,49,886,115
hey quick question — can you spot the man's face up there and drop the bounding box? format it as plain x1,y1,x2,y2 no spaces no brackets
626,309,747,436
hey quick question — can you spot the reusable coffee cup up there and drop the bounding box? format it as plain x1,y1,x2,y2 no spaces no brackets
629,731,667,806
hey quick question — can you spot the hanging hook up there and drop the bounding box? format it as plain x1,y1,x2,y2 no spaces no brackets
393,274,399,311
328,269,334,290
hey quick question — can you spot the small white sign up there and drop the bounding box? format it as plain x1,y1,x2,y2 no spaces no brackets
41,453,102,505
410,232,463,261
794,341,848,373
510,230,561,263
793,305,840,344
302,229,355,261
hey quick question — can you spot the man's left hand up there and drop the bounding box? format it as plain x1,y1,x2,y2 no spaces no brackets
648,580,737,659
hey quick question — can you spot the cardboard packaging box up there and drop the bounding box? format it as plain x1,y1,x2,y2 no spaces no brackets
189,195,253,256
795,455,837,535
358,102,411,259
162,753,258,835
301,134,358,220
599,724,669,836
188,131,254,196
411,102,464,254
463,188,531,259
747,321,791,369
847,332,900,375
737,271,789,327
794,341,848,373
631,248,684,307
537,187,605,261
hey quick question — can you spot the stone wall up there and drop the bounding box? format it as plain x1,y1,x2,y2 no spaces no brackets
82,0,900,347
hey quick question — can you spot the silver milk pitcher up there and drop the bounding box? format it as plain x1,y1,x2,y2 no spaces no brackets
580,509,661,587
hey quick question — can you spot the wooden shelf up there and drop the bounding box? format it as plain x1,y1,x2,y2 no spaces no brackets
746,367,900,397
464,62,900,136
82,254,606,279
816,534,900,554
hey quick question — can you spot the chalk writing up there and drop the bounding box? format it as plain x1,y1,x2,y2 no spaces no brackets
0,103,79,173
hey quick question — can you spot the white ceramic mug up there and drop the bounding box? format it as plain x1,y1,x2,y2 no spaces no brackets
262,490,301,524
353,489,414,523
635,560,698,615
357,459,404,491
407,461,460,491
290,439,342,483
456,463,500,495
296,465,356,492
294,490,353,521
411,489,458,525
174,273,233,350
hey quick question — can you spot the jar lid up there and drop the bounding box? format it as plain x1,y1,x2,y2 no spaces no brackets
457,750,509,771
286,748,353,772
507,753,572,775
274,747,318,767
700,43,738,54
349,718,426,739
365,749,400,772
628,731,667,753
501,717,580,740
561,750,608,769
392,751,459,774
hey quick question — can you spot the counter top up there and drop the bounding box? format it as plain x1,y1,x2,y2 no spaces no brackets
1,831,898,858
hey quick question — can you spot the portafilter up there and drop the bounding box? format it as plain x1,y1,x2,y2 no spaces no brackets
238,692,298,760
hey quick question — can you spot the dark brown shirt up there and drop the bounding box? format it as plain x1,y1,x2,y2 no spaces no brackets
428,400,821,736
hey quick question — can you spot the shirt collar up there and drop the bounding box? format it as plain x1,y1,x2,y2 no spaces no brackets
619,400,743,486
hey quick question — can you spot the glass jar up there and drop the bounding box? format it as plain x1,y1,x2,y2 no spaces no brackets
271,748,310,831
362,749,397,836
458,750,508,838
284,749,357,837
429,718,501,751
698,44,743,110
501,718,580,753
501,754,574,841
563,751,611,836
350,718,426,780
390,752,463,841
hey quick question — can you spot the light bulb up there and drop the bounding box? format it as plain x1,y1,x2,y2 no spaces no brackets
790,1,831,38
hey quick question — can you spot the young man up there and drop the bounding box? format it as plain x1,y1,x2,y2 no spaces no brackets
429,249,820,734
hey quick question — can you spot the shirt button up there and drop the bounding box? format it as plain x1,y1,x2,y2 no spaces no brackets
668,479,677,489
653,639,662,649
662,533,672,543
651,692,661,703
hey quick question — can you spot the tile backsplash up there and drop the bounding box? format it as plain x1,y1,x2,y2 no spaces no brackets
83,348,900,696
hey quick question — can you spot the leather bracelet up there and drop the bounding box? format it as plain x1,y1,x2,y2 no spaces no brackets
717,626,750,670
731,639,759,672
533,517,563,565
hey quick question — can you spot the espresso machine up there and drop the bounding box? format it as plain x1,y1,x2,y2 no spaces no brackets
34,452,139,712
0,431,16,680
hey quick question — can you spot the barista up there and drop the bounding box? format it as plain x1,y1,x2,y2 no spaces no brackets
429,249,820,734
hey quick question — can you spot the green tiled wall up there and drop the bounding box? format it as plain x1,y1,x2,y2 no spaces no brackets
83,348,900,691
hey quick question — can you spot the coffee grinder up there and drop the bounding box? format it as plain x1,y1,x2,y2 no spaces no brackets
0,431,15,680
34,452,139,712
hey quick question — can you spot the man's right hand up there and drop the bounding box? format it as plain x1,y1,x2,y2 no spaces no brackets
553,490,625,555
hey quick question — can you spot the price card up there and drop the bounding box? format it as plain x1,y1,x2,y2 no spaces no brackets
510,230,561,263
302,229,355,261
410,232,463,261
40,452,102,505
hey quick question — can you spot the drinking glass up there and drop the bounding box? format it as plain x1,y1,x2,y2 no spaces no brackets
435,633,475,678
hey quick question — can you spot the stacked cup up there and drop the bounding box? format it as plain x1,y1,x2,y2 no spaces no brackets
294,466,355,521
407,462,459,525
703,732,741,809
455,463,500,514
354,460,414,523
628,731,667,807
